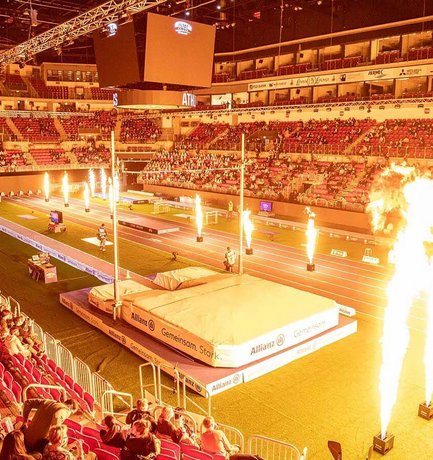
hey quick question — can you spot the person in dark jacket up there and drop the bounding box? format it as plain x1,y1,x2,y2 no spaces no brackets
121,420,160,460
100,415,126,448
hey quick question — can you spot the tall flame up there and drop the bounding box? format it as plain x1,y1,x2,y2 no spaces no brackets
305,207,317,264
195,194,203,238
100,168,107,200
44,172,50,201
368,164,433,439
62,172,69,206
108,177,113,214
243,210,254,249
84,182,90,210
89,169,96,198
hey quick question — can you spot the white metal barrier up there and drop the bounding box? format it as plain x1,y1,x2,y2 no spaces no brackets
157,364,180,407
8,296,20,316
248,435,307,460
57,344,74,380
0,293,10,310
93,372,114,406
139,363,158,402
218,423,245,452
74,357,93,396
101,390,133,420
22,384,67,403
44,333,59,363
181,374,211,416
30,321,45,345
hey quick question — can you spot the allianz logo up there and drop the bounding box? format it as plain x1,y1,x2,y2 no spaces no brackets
174,21,192,35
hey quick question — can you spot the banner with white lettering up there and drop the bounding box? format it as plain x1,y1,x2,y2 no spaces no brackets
247,64,433,92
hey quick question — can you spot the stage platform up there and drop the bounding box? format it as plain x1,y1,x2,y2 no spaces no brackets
122,274,341,368
118,216,180,235
60,287,357,396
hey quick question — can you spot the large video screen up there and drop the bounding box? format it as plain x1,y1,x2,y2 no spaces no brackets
143,13,216,88
93,21,140,88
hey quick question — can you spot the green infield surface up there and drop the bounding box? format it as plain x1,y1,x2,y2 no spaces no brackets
0,199,430,459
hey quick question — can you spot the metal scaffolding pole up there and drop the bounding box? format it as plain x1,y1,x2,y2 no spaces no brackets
110,131,121,321
0,0,169,67
239,133,245,274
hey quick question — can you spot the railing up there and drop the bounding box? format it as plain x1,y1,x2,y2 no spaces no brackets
248,435,307,460
139,363,158,403
74,357,93,397
44,333,60,363
57,343,74,380
156,364,180,408
92,372,114,407
0,162,110,175
22,383,67,403
8,296,20,316
181,374,211,417
218,423,245,452
101,390,133,420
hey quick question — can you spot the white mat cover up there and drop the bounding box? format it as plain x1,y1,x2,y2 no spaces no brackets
152,267,219,290
88,280,151,314
121,274,339,367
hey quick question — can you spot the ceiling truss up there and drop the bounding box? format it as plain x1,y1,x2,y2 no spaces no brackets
0,0,169,67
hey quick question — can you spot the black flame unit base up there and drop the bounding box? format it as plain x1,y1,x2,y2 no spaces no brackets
246,248,253,255
196,236,203,242
373,433,394,455
307,263,315,272
418,402,433,420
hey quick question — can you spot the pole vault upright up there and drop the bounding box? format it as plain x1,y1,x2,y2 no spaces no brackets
239,133,245,274
111,130,121,321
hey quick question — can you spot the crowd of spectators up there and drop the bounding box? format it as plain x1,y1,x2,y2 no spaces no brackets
72,144,110,164
141,149,393,212
120,117,161,143
0,148,27,171
60,111,117,141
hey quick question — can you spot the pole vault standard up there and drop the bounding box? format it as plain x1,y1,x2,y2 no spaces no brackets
111,130,121,321
239,133,245,275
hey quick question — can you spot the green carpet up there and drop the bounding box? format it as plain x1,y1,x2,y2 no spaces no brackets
0,201,430,459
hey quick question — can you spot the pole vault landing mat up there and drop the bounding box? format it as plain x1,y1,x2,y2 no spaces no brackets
60,287,357,396
118,216,179,235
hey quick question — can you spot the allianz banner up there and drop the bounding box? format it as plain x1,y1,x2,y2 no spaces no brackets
247,64,433,92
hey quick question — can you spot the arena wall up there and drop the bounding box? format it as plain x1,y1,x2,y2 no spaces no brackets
142,184,372,232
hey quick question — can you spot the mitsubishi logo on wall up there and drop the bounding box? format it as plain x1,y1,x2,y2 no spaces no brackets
174,21,192,35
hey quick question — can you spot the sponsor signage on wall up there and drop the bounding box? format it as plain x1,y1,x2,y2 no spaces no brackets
248,64,433,92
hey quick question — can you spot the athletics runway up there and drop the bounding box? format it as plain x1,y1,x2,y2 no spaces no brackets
6,195,416,330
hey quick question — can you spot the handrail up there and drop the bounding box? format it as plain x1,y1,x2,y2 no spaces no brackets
22,384,67,403
247,435,305,460
217,422,244,452
101,390,133,420
181,374,211,417
156,364,180,408
139,362,158,403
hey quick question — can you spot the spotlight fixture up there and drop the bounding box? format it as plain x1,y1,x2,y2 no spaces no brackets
106,22,118,37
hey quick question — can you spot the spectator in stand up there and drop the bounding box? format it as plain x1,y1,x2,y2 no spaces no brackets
126,399,156,432
200,416,239,457
156,406,179,442
0,430,40,460
99,415,126,448
42,425,94,460
23,399,80,453
121,420,160,460
172,408,198,447
4,327,32,358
